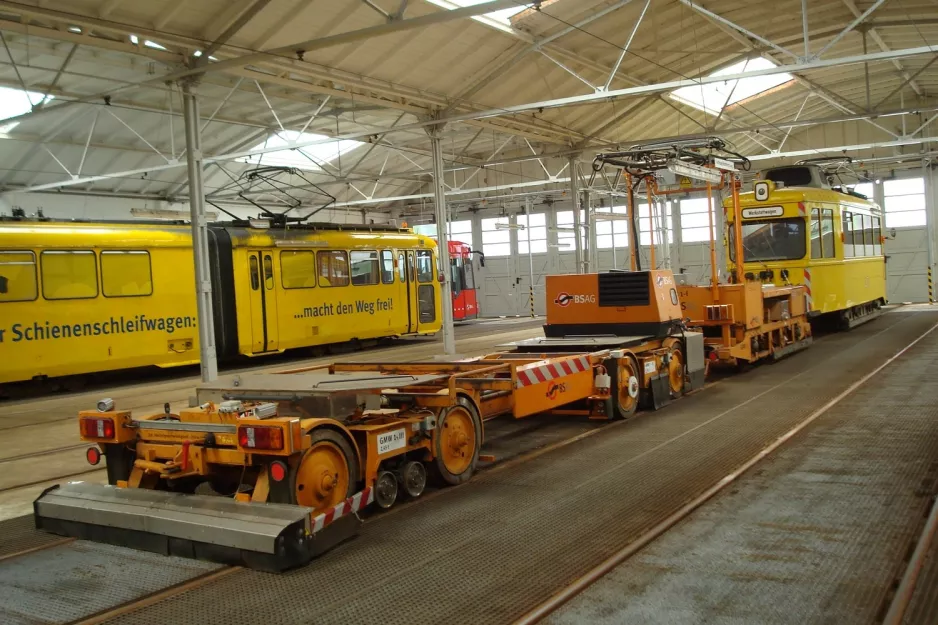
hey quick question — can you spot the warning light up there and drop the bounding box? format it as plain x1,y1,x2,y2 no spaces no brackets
85,447,101,465
269,460,288,483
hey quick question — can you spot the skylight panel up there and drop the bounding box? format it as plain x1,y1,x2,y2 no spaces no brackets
424,0,530,32
670,57,793,116
0,87,53,133
238,130,364,172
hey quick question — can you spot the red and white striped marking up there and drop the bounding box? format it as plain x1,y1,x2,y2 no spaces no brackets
515,356,590,388
310,487,373,533
803,268,813,310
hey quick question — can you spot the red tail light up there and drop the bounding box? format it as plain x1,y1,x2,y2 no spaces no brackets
238,425,284,451
80,417,115,439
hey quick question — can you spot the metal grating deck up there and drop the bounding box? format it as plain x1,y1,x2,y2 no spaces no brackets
90,310,938,625
548,315,938,624
0,541,220,625
0,514,69,559
905,504,938,625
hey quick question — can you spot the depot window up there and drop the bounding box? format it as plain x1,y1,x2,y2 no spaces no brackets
280,250,316,289
413,219,473,246
0,250,37,302
556,210,586,252
101,250,153,297
517,213,547,254
350,250,380,286
680,198,716,243
317,250,350,287
481,217,511,257
41,250,98,300
595,206,628,249
416,250,434,283
637,201,673,246
884,178,926,228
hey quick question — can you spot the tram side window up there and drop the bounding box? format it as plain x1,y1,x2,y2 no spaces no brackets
464,254,475,291
451,256,463,295
101,250,152,297
41,250,98,300
852,213,866,257
380,250,395,284
280,251,316,289
843,211,854,258
416,250,434,283
350,251,380,286
317,250,350,287
873,216,883,256
0,251,38,302
863,214,875,256
810,208,822,259
821,209,835,258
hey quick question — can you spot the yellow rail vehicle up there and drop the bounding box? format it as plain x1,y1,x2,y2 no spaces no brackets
727,163,886,328
0,220,442,386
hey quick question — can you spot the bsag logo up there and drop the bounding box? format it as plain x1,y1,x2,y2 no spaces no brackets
546,381,567,400
554,292,596,307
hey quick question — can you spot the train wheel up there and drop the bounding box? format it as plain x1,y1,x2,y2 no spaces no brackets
399,460,427,499
292,429,357,514
667,344,685,395
607,355,640,419
432,397,481,486
374,471,398,509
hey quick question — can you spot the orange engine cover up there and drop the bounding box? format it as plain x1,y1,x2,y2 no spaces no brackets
544,270,682,337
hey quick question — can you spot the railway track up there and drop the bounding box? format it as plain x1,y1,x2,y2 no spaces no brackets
514,317,938,625
2,311,933,625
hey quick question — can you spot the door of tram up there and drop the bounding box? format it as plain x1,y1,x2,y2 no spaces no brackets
404,250,419,333
247,250,279,353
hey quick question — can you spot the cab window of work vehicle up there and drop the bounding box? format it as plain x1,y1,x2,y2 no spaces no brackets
729,218,806,262
0,250,38,302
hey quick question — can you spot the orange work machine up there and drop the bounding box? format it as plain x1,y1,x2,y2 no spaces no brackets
34,270,705,572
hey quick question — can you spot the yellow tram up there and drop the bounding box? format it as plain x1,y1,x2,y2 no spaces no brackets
727,163,886,327
0,219,442,386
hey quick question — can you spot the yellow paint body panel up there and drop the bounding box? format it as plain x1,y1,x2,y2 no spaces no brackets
726,184,886,315
0,222,441,385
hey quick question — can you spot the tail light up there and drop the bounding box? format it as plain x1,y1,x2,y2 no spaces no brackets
80,416,115,439
238,425,284,451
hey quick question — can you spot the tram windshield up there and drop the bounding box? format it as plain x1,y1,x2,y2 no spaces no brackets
729,217,806,262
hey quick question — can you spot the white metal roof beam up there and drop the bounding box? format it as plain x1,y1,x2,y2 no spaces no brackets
842,0,921,96
203,0,273,57
10,47,938,196
443,0,639,111
814,0,888,59
677,0,800,61
171,0,526,80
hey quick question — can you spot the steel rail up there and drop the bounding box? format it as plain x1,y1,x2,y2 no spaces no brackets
512,319,938,625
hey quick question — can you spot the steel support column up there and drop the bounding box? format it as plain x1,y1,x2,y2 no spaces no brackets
524,196,536,318
430,124,456,355
924,155,936,303
569,155,583,273
181,80,218,382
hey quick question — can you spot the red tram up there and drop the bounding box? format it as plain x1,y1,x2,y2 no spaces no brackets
449,240,479,321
